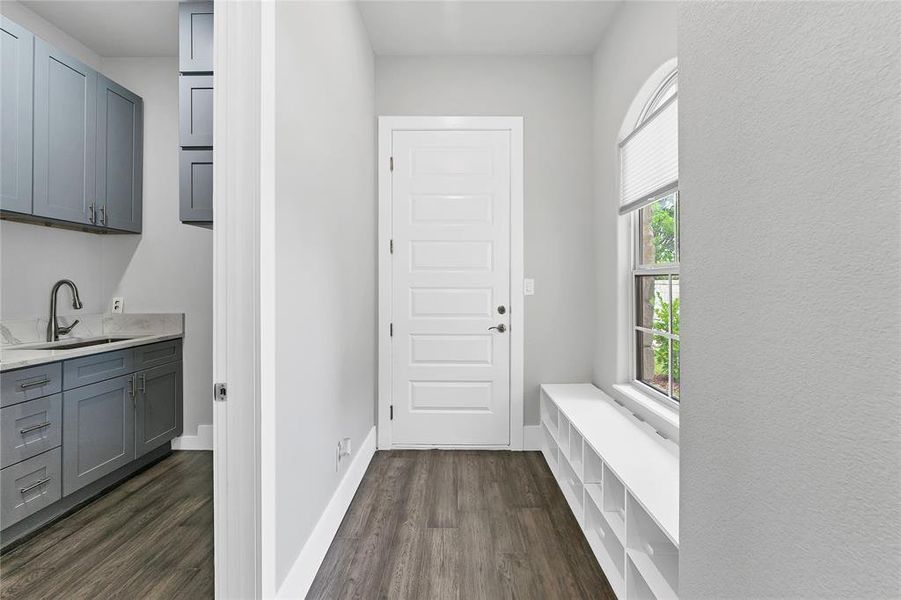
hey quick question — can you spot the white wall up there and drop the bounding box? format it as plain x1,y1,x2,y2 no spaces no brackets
0,2,214,441
679,3,901,597
273,1,376,590
376,55,595,425
591,2,678,438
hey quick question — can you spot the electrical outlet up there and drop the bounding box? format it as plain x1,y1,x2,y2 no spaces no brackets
112,297,125,313
336,437,352,470
524,278,535,296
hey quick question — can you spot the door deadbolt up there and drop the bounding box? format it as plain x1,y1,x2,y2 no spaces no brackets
497,305,506,315
488,324,507,333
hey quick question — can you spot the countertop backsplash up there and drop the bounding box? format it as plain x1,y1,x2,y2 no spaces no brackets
1,313,184,346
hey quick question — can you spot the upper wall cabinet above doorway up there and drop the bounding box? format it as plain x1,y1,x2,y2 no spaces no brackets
0,16,144,234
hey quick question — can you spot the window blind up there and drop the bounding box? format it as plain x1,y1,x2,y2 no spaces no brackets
619,95,678,215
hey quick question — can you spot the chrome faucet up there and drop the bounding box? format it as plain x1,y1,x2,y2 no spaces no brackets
47,279,83,342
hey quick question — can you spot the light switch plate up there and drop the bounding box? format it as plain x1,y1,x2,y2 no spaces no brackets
112,297,125,314
524,278,535,296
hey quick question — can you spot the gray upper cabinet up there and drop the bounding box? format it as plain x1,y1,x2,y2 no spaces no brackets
180,149,213,222
62,374,135,496
135,362,183,458
32,38,97,226
0,17,34,215
179,2,214,74
97,75,143,233
179,75,213,147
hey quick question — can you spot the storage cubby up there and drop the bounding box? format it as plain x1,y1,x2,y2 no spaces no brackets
602,464,626,543
584,445,604,484
585,497,625,597
626,556,656,600
626,495,678,599
568,426,584,477
557,413,570,452
540,389,558,431
558,453,583,525
540,421,558,473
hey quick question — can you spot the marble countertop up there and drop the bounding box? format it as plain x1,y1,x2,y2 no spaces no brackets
0,314,184,372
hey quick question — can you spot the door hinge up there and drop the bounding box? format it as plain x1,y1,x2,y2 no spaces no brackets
214,382,227,402
390,405,394,420
390,322,394,337
389,156,394,171
390,239,394,254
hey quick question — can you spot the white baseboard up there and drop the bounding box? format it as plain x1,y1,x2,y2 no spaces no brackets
172,423,213,451
276,425,377,599
523,425,541,451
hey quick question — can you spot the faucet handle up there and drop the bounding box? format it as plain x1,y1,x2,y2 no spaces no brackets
58,319,80,336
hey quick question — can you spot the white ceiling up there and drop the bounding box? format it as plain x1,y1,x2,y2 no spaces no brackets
358,0,621,56
21,0,178,57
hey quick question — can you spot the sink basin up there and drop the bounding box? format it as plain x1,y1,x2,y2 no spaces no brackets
19,337,137,351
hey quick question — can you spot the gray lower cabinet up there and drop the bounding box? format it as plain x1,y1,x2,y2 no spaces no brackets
0,362,62,407
62,373,135,496
1,448,62,529
63,348,133,390
97,75,143,233
0,17,34,215
32,38,97,226
136,362,183,457
180,149,213,222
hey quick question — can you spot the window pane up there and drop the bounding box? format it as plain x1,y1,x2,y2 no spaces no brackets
637,330,669,396
672,339,680,401
638,193,677,266
636,275,672,333
671,275,680,336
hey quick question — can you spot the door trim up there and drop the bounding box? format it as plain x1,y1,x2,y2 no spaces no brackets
377,116,524,450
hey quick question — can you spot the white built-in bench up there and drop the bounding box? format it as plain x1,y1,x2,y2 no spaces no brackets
539,384,679,600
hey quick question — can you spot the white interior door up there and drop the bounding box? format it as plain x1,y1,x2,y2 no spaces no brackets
390,129,512,446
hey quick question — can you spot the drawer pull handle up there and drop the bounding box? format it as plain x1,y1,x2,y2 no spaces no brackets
19,421,52,435
20,476,51,494
19,378,51,390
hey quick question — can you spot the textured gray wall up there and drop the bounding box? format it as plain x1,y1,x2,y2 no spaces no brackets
679,3,901,597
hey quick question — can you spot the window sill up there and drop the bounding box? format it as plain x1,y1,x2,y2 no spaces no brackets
612,383,680,435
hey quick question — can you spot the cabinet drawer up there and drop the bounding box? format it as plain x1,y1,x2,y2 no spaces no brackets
1,447,62,529
1,394,62,469
133,339,182,371
63,349,133,390
179,75,213,147
1,363,62,407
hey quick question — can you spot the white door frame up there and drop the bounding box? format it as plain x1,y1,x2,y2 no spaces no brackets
377,116,524,451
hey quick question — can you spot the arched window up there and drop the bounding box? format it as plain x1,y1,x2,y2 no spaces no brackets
620,63,680,403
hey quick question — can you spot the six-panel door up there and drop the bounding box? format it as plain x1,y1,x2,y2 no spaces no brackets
0,16,34,215
32,38,96,225
97,75,143,232
62,374,135,496
135,362,183,458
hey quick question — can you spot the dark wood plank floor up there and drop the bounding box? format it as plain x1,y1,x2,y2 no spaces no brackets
309,450,615,600
0,451,213,600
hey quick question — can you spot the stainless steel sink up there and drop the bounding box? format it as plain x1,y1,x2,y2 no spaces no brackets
21,337,137,351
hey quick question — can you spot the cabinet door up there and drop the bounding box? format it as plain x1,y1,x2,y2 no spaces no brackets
179,75,213,147
135,363,182,458
32,39,96,225
97,75,143,233
0,17,33,214
179,2,214,73
62,374,135,496
179,149,213,222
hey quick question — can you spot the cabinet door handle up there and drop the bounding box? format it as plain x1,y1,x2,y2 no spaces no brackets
128,376,135,399
19,421,52,435
100,206,107,226
139,374,146,393
19,377,50,390
20,477,51,494
89,202,95,223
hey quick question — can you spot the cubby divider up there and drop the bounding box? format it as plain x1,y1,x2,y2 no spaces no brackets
540,422,558,475
626,556,656,600
626,495,678,599
584,445,604,484
558,454,583,525
602,464,627,544
586,496,625,597
569,426,584,478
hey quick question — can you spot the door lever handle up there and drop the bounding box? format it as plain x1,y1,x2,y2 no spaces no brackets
488,324,507,333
